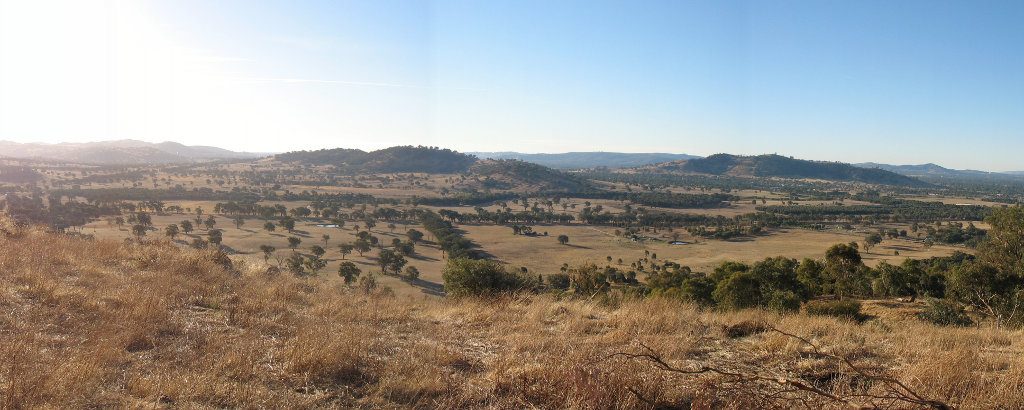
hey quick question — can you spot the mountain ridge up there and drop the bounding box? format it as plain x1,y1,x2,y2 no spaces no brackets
274,146,478,173
854,162,1024,183
0,140,266,164
649,153,930,187
470,151,699,169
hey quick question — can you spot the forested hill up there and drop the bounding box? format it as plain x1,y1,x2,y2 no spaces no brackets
653,154,930,187
470,151,699,169
470,159,593,192
274,146,478,173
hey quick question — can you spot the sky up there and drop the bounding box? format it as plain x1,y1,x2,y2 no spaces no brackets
0,1,1022,171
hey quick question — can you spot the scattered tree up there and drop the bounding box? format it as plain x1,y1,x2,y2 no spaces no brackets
207,229,223,246
338,261,361,284
310,245,326,258
164,224,179,240
338,243,354,259
259,244,276,261
404,265,420,280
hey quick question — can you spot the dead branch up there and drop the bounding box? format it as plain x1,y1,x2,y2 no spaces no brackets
603,325,954,410
767,325,951,410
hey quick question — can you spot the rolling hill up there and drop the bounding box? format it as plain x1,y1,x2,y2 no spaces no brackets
275,146,592,192
652,154,929,187
855,162,1024,185
856,162,996,178
275,146,478,173
469,159,592,192
0,140,265,164
471,151,699,169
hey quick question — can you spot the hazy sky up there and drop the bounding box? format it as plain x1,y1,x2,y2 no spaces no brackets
1,1,1022,170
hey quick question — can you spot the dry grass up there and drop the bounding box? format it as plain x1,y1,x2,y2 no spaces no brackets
81,213,450,299
1,219,1022,408
463,224,962,275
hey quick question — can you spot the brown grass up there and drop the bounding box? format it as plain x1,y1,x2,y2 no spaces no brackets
463,224,963,274
1,219,1022,408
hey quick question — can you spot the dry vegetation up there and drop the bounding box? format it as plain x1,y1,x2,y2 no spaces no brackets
2,217,1022,409
463,224,962,275
81,212,450,299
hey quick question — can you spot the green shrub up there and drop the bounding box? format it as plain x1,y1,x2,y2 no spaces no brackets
712,272,762,310
803,299,863,321
918,299,972,327
679,276,716,306
442,258,529,297
767,290,801,312
545,273,570,291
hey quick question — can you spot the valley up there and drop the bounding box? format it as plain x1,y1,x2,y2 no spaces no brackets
1,144,1022,408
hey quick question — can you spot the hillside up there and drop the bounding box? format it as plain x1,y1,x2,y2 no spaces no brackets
856,162,1024,186
471,151,699,169
0,140,264,164
275,146,477,173
0,165,42,183
857,162,998,178
274,147,590,191
152,141,259,160
655,154,929,187
468,159,592,192
0,218,1018,408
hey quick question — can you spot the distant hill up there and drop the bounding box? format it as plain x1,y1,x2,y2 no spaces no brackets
856,162,1024,184
855,162,995,178
653,154,928,187
275,146,478,173
276,147,590,191
470,151,698,169
469,159,592,192
0,140,264,164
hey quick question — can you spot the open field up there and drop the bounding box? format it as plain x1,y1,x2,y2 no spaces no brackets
902,195,1011,207
462,224,964,275
81,204,966,300
82,213,449,299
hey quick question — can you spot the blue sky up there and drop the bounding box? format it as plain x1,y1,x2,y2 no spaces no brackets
0,0,1022,170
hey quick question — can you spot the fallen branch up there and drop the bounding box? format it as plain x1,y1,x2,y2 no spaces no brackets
602,324,953,410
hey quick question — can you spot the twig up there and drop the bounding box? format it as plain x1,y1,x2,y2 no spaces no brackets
602,326,954,410
767,325,952,410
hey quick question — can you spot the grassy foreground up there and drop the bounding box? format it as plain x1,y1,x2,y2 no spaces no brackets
1,218,1022,409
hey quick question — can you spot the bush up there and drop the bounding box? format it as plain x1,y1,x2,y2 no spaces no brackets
679,276,716,306
804,299,863,321
404,266,420,280
918,299,972,327
712,272,762,310
766,290,801,312
442,258,530,297
545,273,571,291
